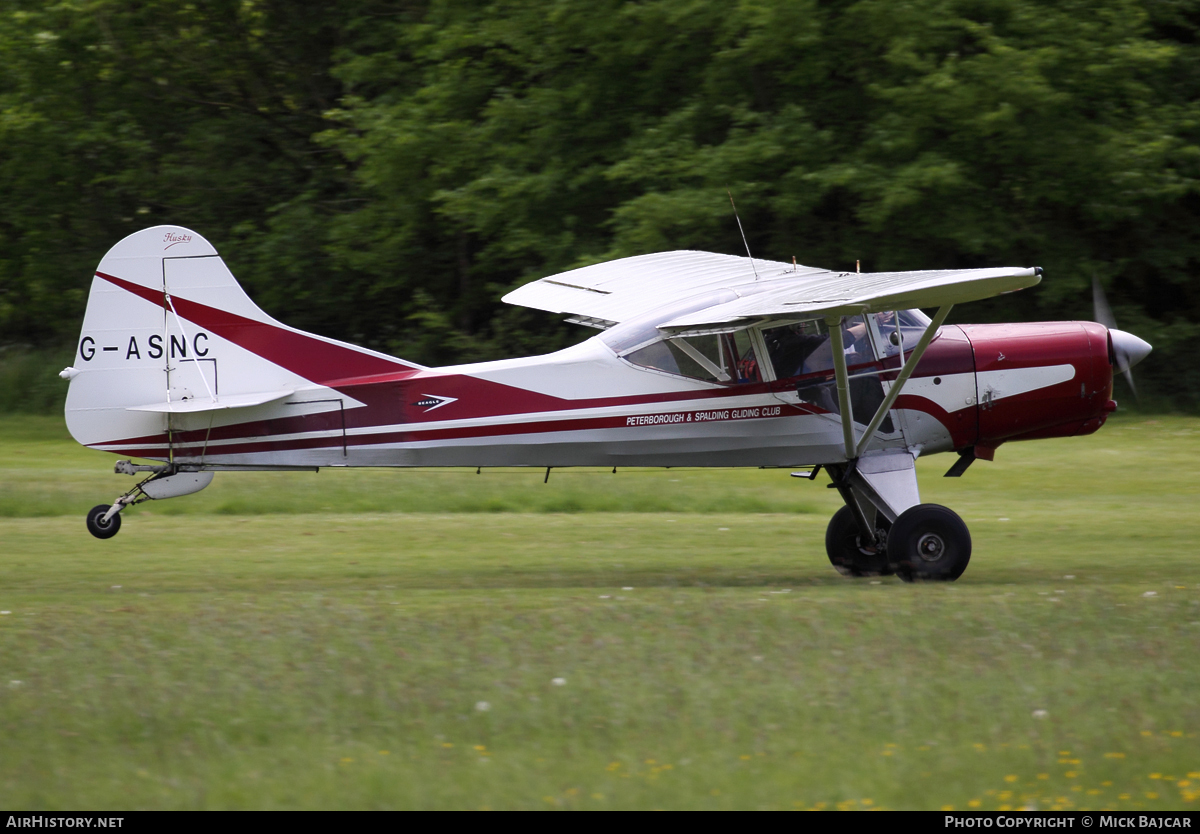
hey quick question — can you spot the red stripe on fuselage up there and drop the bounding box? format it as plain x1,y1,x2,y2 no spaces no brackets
95,271,420,385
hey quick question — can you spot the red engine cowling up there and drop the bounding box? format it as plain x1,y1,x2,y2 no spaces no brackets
959,321,1114,448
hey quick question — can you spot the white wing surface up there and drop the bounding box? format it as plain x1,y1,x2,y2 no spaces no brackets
659,266,1041,333
502,251,1041,328
502,252,815,324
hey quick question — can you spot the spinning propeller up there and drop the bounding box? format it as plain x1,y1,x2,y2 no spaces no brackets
1092,276,1152,399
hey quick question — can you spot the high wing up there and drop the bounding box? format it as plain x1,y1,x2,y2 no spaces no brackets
502,251,1041,330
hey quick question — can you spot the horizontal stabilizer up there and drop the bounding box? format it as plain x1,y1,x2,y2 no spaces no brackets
127,390,293,414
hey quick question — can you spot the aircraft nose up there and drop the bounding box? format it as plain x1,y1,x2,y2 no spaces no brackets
1109,328,1152,370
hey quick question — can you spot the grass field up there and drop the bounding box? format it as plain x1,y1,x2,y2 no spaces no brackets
1,414,1198,810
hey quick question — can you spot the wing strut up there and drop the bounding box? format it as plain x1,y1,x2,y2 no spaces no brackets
826,316,858,461
854,305,953,458
825,305,953,462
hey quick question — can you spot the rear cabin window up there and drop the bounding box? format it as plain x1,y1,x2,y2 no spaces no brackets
623,332,761,384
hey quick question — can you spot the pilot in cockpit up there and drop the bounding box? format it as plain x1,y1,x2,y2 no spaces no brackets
764,317,870,379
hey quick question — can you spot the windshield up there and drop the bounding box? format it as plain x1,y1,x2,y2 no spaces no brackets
874,309,932,356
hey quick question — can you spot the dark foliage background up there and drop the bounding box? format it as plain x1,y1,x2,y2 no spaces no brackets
1,0,1197,410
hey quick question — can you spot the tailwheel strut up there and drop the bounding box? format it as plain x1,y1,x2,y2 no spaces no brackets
84,461,175,540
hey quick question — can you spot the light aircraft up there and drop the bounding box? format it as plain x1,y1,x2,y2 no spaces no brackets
61,225,1152,581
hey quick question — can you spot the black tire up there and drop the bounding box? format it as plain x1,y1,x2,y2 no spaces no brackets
888,504,970,582
825,505,893,577
86,504,122,539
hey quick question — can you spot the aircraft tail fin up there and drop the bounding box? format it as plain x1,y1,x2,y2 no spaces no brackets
64,225,420,449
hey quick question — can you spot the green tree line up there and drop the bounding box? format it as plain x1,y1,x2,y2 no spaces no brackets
1,0,1198,409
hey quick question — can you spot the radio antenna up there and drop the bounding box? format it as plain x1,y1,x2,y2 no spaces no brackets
727,190,759,280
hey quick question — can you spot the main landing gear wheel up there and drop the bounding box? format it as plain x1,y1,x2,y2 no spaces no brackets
86,504,121,539
825,505,893,577
888,504,971,582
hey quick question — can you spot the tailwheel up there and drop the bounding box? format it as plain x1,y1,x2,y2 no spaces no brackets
888,504,971,582
83,461,214,540
825,505,893,577
86,504,122,540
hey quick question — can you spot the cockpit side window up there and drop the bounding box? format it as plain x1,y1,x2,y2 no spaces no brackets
761,315,895,433
761,316,873,379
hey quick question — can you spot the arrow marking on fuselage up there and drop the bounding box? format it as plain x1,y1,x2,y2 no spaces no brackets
414,394,458,412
